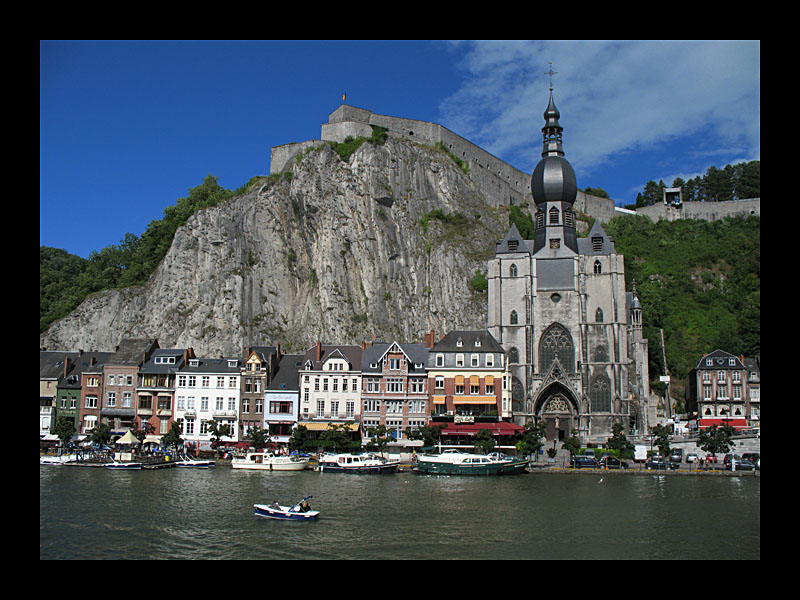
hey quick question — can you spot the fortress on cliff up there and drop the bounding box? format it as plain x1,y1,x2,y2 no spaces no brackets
269,104,760,224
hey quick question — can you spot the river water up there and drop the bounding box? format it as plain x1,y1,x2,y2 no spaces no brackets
40,465,759,560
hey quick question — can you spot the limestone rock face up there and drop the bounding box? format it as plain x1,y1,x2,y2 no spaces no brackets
40,138,512,354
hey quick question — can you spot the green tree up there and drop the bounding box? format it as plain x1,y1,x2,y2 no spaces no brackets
288,424,310,452
606,422,634,458
318,423,359,454
206,420,233,456
561,429,582,457
515,420,547,458
89,422,112,448
245,425,270,451
364,424,393,457
52,417,76,453
473,428,496,454
697,423,736,457
583,186,610,198
163,421,184,453
509,204,535,239
650,424,672,457
404,424,444,448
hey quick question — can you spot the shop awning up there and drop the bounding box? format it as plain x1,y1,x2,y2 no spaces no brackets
698,418,749,429
432,395,446,404
453,396,498,404
299,422,359,431
438,422,524,437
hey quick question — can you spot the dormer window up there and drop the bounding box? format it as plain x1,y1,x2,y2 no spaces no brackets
189,359,199,367
474,338,481,347
227,360,237,368
456,337,463,347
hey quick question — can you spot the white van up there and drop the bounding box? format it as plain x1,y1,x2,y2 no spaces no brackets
634,445,648,463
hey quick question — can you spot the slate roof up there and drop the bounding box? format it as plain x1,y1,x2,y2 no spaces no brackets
430,330,505,353
576,220,615,255
301,344,363,371
694,349,745,370
361,341,429,375
180,357,241,374
267,354,304,392
106,338,159,366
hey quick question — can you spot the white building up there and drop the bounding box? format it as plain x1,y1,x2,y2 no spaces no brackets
175,357,241,451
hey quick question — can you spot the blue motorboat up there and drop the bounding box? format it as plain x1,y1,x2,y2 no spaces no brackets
253,495,319,520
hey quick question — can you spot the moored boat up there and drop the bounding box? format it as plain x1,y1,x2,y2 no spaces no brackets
253,495,320,520
104,460,142,470
231,451,309,471
413,449,528,476
175,456,216,468
40,454,78,465
318,452,400,473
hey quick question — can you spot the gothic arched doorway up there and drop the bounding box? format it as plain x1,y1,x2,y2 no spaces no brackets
533,383,580,442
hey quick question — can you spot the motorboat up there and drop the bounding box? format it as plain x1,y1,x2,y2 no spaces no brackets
104,460,142,470
413,448,528,475
175,456,216,468
253,495,320,520
318,452,400,473
40,454,77,465
231,451,309,471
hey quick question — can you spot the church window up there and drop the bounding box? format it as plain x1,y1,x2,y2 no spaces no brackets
590,375,611,412
508,240,518,252
509,347,519,364
539,324,574,373
549,206,560,224
594,260,602,274
510,310,518,325
536,211,544,228
592,237,603,252
509,263,518,277
595,307,604,322
565,208,574,227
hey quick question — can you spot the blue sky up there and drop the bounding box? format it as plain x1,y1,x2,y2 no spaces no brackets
40,40,760,259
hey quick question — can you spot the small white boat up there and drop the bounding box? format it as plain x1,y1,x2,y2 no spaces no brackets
40,454,77,465
231,451,309,471
253,496,320,521
104,461,142,470
318,452,400,474
175,456,216,468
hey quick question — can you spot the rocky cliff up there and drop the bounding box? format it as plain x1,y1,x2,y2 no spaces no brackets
40,137,515,355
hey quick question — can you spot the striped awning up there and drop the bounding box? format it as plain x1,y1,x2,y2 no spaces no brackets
453,396,497,404
432,395,446,404
298,422,359,431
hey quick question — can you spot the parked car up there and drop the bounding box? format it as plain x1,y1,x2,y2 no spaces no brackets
598,455,622,469
741,453,760,470
571,455,598,469
644,455,677,471
723,454,756,471
669,448,683,463
686,453,699,463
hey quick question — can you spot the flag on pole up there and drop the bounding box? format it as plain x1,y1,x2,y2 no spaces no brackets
342,93,346,102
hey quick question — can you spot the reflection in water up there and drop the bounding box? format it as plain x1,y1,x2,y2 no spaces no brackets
41,467,759,559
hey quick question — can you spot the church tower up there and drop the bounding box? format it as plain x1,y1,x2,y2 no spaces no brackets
487,74,651,444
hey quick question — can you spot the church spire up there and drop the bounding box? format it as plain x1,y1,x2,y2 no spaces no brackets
541,63,564,158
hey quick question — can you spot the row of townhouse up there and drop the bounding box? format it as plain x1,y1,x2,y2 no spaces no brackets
40,329,516,450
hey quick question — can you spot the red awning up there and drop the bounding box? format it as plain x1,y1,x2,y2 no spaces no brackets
438,422,524,436
698,418,748,429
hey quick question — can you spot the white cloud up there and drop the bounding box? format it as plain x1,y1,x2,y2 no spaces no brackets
438,40,760,177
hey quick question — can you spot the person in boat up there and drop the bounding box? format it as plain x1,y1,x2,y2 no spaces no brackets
299,500,311,513
270,499,281,510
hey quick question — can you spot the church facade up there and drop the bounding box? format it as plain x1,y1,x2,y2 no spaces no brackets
487,89,652,444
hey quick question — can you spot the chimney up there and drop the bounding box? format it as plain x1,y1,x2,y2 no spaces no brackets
90,356,97,366
63,356,72,379
316,341,322,362
424,329,436,349
361,340,366,351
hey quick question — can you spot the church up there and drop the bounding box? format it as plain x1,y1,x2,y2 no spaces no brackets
487,86,652,445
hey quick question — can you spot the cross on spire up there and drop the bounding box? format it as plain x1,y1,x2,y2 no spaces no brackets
545,61,557,91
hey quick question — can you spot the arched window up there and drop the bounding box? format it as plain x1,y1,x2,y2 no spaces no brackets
510,310,518,325
591,375,611,412
538,323,574,373
594,260,602,274
549,206,560,225
509,263,518,277
509,347,519,364
595,307,604,322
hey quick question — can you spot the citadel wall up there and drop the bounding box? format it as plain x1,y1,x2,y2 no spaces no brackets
269,105,760,224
